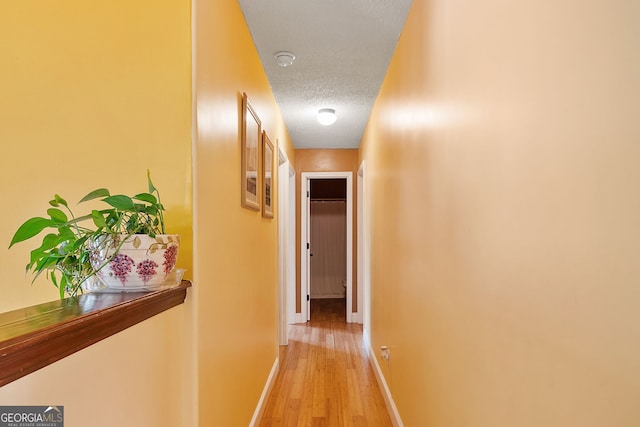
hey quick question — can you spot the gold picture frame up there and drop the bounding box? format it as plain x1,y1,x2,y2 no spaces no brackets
262,131,274,218
241,92,261,211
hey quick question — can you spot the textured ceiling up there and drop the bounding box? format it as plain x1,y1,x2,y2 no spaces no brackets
238,0,413,149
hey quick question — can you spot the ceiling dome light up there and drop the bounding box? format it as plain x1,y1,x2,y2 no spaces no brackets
317,108,337,126
274,51,296,67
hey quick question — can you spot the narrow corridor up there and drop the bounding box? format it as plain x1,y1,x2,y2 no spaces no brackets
260,299,391,426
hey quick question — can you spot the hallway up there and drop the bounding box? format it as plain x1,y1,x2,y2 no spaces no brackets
260,299,392,426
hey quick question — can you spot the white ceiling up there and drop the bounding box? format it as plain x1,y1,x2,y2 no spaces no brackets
238,0,413,149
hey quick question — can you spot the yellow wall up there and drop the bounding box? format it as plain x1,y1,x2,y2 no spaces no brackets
0,1,193,310
294,149,359,313
0,0,293,424
0,306,188,426
193,0,293,425
0,1,193,425
360,0,640,425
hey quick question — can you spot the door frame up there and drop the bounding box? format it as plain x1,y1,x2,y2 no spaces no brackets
300,171,353,322
277,144,296,345
358,161,369,334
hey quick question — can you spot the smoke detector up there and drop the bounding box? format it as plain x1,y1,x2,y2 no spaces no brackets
274,51,296,67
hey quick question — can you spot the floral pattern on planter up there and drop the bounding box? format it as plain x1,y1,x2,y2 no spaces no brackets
163,245,178,275
137,259,159,283
110,253,135,285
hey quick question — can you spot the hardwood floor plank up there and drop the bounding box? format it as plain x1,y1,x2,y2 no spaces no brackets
346,368,365,416
260,299,392,426
283,399,301,427
292,358,307,399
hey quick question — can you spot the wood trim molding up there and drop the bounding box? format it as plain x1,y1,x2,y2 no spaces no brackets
0,280,191,387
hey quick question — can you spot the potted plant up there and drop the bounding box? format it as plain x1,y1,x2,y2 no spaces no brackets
9,171,180,298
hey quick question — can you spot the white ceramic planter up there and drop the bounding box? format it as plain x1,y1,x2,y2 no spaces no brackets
88,234,180,291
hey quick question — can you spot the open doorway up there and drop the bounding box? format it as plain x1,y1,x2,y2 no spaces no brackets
301,172,353,323
309,179,347,320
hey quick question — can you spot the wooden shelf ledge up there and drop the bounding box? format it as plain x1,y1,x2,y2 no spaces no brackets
0,280,191,387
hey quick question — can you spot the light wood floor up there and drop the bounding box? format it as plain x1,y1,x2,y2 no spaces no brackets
259,298,392,426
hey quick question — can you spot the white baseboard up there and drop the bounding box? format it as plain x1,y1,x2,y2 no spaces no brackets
249,357,279,427
351,311,362,324
365,340,404,427
294,313,305,324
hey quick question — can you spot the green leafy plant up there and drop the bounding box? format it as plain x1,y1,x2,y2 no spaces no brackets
9,171,166,298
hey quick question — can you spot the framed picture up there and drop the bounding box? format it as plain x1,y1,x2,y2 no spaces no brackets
241,92,261,211
262,132,274,218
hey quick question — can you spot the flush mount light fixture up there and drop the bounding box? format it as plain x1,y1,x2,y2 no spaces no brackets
274,51,296,67
317,108,337,126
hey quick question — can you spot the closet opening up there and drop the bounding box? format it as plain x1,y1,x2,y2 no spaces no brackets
309,179,347,321
301,172,353,323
